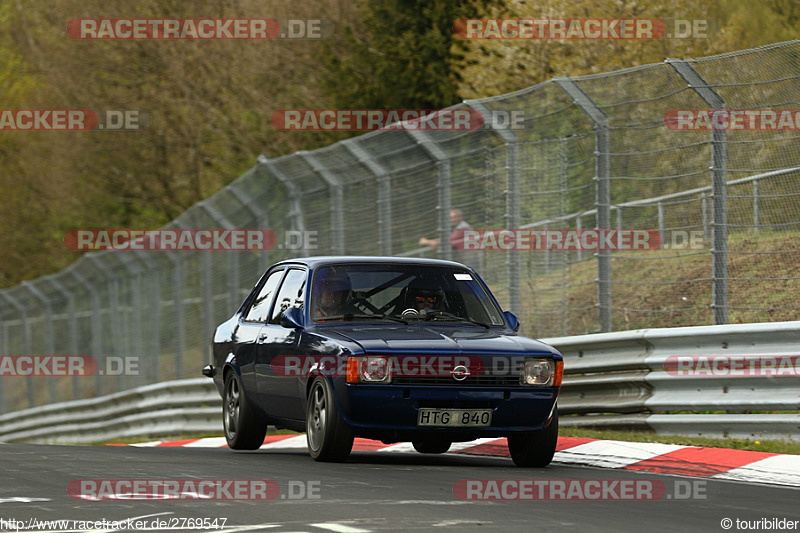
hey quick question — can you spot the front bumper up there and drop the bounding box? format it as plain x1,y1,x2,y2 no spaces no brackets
337,383,558,434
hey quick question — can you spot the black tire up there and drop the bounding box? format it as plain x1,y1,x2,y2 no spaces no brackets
507,407,558,467
223,370,267,450
412,438,452,454
306,377,354,462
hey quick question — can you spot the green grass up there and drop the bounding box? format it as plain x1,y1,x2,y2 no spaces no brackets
509,230,800,337
560,427,800,455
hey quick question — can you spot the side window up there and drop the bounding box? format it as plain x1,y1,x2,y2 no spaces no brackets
243,269,284,323
269,269,307,324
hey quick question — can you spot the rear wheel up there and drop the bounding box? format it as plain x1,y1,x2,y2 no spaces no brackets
507,407,558,467
306,377,354,462
223,370,267,450
412,438,452,454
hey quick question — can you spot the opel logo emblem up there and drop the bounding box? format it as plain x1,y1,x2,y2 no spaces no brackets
451,364,470,381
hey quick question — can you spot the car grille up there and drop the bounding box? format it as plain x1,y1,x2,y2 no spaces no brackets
392,375,521,387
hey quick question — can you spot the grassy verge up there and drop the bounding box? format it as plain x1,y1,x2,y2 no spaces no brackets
560,427,800,454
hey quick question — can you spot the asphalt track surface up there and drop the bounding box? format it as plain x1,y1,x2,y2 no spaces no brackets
1,443,798,532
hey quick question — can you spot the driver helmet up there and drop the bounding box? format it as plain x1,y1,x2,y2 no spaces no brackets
314,267,352,314
405,276,446,311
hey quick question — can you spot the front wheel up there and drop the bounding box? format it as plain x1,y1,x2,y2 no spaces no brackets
223,370,267,450
306,377,354,462
507,407,558,467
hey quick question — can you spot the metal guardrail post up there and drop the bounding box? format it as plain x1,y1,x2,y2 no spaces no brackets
468,101,521,313
300,152,346,255
343,140,393,256
555,77,612,332
667,58,728,325
21,282,57,404
0,292,34,408
407,129,452,261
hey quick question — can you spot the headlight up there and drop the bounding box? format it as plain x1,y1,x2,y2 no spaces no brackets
521,357,563,386
346,356,392,383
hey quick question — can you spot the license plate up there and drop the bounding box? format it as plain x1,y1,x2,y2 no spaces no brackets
417,408,492,427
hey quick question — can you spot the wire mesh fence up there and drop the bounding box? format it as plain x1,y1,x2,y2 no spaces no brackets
2,41,800,413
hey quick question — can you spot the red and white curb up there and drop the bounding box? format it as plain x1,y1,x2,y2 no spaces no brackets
111,435,800,488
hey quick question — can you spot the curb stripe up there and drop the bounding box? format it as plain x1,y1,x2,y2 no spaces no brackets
625,446,778,477
109,435,800,487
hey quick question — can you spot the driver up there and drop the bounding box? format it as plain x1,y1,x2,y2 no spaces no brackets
314,268,356,318
402,277,446,316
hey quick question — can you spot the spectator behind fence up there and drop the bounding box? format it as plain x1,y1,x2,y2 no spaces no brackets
419,209,480,270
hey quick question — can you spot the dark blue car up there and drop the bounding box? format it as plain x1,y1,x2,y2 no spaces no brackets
205,256,563,467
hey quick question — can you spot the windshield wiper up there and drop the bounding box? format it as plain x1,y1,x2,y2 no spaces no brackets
318,313,408,325
421,310,490,328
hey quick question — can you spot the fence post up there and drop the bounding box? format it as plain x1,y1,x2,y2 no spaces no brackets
0,316,3,413
69,268,104,396
343,140,393,256
468,101,521,313
301,152,346,255
259,155,308,256
753,179,760,233
658,202,665,237
198,201,239,364
0,292,34,408
45,276,80,399
667,58,727,325
129,251,160,388
555,77,612,332
21,282,57,404
227,182,270,282
406,129,452,261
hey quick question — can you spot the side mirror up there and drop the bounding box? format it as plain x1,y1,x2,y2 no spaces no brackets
503,311,520,332
280,307,305,329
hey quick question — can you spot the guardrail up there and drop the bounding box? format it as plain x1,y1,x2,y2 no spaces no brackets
0,321,798,444
552,321,800,441
0,379,220,444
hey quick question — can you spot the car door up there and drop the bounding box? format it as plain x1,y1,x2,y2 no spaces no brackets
238,268,284,400
256,267,308,420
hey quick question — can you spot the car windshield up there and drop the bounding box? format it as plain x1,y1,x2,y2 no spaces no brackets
310,264,505,326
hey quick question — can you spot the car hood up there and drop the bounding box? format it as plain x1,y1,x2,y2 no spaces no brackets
321,325,559,356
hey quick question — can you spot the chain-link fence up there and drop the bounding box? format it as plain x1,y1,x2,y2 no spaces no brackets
2,41,800,413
